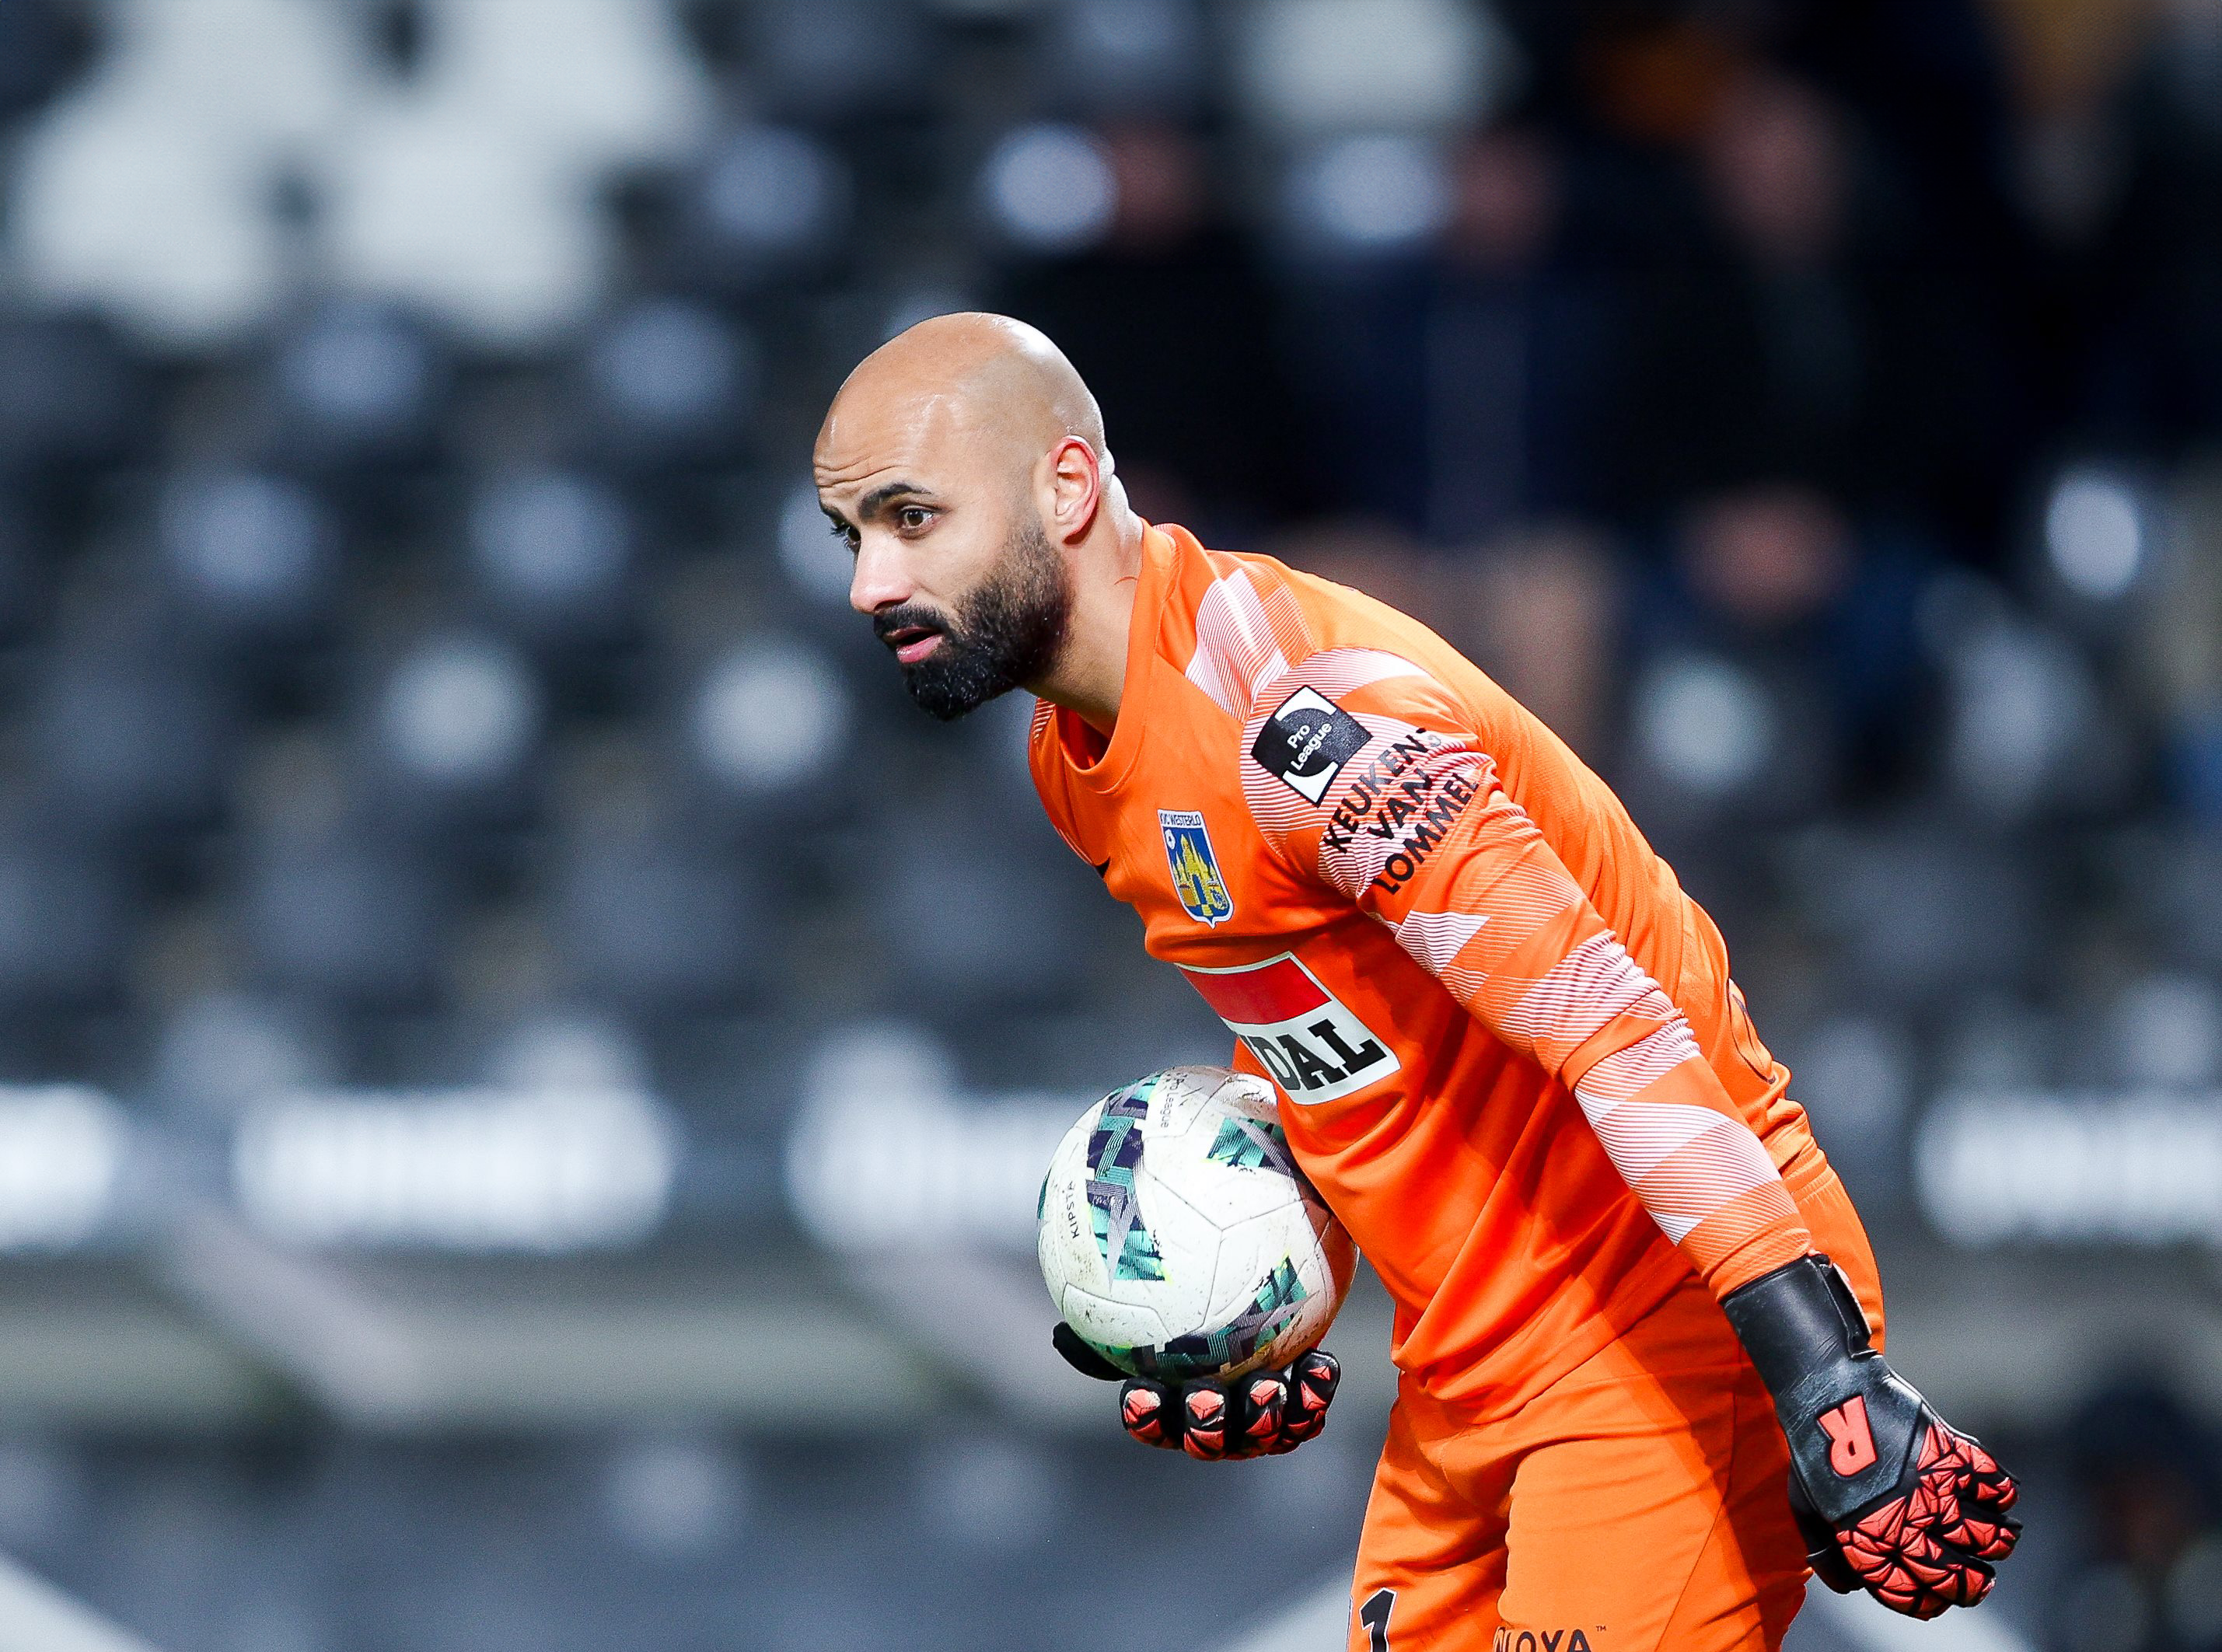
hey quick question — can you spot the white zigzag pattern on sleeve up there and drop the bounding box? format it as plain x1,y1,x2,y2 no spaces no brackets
1625,1123,1785,1242
1573,1020,1704,1105
1392,910,1490,975
1568,1085,1783,1242
1493,933,1654,1046
1186,568,1290,718
1574,1092,1730,1186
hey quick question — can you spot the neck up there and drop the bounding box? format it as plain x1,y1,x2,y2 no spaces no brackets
1030,505,1145,736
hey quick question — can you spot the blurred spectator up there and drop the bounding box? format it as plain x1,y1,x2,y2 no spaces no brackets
1574,13,1748,151
1423,126,1611,540
2085,5,2222,451
1626,484,1929,814
1682,484,1853,630
995,123,1319,536
1457,523,1619,759
1277,515,1621,761
2056,1378,2222,1652
1984,0,2158,246
1609,65,2013,553
1287,122,1619,543
2147,458,2222,820
1266,518,1440,623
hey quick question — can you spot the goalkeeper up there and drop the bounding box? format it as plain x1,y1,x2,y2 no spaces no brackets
814,314,2019,1650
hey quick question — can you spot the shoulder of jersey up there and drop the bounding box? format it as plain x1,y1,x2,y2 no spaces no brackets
1176,549,1428,724
1029,539,1462,795
1183,556,1500,872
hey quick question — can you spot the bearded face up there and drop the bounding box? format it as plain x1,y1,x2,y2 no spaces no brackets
872,515,1073,721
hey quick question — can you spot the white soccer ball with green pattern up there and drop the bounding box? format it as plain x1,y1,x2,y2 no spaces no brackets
1036,1065,1355,1382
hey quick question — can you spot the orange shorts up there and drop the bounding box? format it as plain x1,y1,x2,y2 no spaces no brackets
1348,1158,1883,1652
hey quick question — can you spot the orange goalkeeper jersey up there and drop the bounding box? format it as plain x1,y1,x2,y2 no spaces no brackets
1028,524,1826,1413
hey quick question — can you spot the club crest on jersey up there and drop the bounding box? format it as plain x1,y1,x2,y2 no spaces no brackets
1160,809,1235,927
1252,686,1369,804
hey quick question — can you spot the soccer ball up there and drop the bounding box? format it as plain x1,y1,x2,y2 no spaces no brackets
1036,1066,1355,1383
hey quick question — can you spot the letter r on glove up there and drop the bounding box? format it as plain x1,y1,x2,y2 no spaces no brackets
1819,1396,1878,1476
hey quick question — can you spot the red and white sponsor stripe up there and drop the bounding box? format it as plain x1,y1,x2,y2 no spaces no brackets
1179,954,1399,1105
1180,955,1329,1026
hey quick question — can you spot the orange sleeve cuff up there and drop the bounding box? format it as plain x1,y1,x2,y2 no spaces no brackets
1689,1184,1814,1297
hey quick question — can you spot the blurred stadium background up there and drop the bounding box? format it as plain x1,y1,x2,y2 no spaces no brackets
0,0,2211,1647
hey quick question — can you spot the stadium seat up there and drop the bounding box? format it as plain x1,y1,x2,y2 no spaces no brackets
157,467,339,647
867,804,1099,1014
465,468,638,651
548,824,767,1012
239,828,459,1008
357,631,545,829
270,300,451,464
582,298,756,466
742,0,929,115
0,835,131,1008
6,0,365,347
0,311,141,470
154,990,338,1113
33,637,238,838
686,125,851,280
0,0,88,125
1042,0,1205,112
314,0,711,346
677,635,855,820
0,498,48,642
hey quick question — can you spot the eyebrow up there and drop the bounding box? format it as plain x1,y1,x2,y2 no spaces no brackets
854,481,931,521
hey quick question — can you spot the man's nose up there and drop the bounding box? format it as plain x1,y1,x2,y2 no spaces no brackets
849,534,911,616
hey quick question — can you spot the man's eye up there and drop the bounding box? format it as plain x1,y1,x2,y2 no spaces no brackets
828,521,858,548
898,507,933,532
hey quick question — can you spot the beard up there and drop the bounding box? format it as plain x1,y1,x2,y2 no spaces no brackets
874,517,1073,721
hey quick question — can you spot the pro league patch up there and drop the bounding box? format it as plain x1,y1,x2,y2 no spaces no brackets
1251,686,1369,804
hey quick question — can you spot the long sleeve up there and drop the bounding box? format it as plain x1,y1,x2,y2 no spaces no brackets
1239,647,1810,1297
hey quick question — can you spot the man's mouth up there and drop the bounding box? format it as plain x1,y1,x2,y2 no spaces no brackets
883,623,942,665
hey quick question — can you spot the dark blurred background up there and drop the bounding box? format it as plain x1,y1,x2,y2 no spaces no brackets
0,1,2213,1649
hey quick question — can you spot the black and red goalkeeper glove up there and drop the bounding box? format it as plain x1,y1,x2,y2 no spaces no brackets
1723,1255,2021,1619
1051,1322,1340,1462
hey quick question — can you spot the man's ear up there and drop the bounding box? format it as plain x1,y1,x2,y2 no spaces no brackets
1045,436,1103,543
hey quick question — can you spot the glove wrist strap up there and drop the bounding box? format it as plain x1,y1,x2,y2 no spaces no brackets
1721,1253,1923,1526
1719,1252,1871,1401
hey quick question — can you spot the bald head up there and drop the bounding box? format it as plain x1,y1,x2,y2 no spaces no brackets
816,314,1136,723
819,312,1107,477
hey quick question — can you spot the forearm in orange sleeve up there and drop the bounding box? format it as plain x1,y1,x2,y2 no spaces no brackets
1246,661,1810,1294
